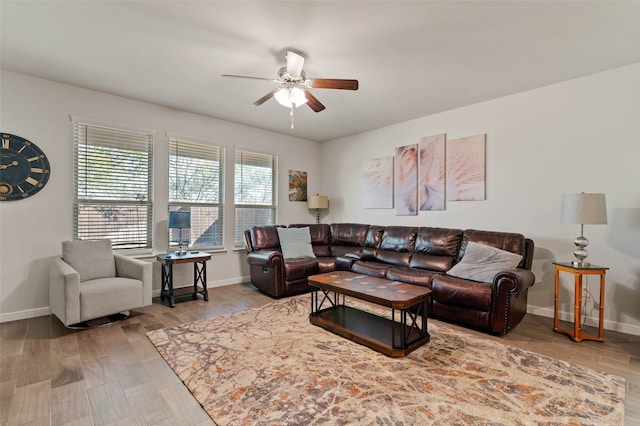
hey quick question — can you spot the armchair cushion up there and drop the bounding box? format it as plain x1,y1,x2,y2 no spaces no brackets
80,277,143,321
276,227,316,260
446,242,522,283
62,239,116,282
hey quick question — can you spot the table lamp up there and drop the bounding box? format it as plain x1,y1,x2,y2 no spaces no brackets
168,211,191,255
560,193,607,267
307,194,329,224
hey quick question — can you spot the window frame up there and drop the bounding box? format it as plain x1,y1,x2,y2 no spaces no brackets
72,119,154,250
168,137,225,251
234,149,278,248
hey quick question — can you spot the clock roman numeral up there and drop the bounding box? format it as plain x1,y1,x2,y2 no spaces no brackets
25,177,38,186
1,138,9,149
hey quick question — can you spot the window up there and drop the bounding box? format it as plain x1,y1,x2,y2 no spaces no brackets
73,122,153,249
169,138,224,250
234,150,278,248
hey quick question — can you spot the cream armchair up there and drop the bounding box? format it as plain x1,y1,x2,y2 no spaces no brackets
49,239,152,327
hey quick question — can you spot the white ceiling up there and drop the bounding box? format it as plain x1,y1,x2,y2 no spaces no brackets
2,1,640,142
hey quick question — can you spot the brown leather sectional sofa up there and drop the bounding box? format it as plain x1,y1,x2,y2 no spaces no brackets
244,223,535,335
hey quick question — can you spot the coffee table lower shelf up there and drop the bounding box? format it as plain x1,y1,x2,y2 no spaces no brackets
310,305,429,358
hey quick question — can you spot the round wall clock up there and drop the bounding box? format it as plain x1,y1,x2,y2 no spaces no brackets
0,133,51,201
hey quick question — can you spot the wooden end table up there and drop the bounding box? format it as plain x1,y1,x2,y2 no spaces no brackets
156,251,211,308
308,271,431,357
553,261,608,342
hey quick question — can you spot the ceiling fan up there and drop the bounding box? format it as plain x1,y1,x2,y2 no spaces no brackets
222,50,358,128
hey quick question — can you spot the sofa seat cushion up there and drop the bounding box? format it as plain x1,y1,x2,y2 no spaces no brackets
316,257,337,273
386,266,437,288
80,277,142,322
284,258,319,281
431,274,492,311
351,260,390,278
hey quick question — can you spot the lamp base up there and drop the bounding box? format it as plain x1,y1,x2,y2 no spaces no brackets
571,260,591,268
572,234,589,268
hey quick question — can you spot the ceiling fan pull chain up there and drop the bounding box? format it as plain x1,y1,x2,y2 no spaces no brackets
290,105,295,129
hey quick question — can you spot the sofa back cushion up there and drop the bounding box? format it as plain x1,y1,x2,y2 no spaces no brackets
330,223,369,256
362,225,385,257
375,226,417,267
410,227,463,271
62,239,116,282
250,226,282,251
460,229,527,268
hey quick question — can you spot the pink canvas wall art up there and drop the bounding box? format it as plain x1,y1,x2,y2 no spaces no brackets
394,144,418,215
446,134,486,201
363,157,394,208
419,134,446,211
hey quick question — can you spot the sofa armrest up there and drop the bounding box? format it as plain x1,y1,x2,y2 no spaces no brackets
114,254,152,306
335,256,355,271
492,268,536,334
247,250,283,268
49,257,81,326
494,269,535,294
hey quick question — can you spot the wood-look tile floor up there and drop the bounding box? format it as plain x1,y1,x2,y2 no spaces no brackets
1,282,638,425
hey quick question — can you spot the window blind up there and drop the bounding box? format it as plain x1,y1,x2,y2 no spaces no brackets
234,150,278,247
169,138,225,249
73,122,153,249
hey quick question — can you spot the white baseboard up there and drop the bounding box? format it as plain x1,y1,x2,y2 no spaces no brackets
0,306,51,323
0,276,253,323
527,305,640,336
151,275,251,298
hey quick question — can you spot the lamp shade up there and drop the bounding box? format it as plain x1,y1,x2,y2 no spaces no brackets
560,193,607,225
308,195,329,209
168,211,191,229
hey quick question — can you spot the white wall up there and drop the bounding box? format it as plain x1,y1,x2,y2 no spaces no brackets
0,70,322,321
321,63,640,335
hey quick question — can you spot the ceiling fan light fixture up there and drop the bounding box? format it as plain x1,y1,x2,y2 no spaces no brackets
274,87,308,108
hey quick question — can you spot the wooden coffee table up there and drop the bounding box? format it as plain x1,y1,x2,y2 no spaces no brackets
308,271,431,357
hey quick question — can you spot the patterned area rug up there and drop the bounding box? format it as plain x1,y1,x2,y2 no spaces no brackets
147,295,625,425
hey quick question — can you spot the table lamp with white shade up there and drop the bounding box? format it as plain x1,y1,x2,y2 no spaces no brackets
560,192,607,267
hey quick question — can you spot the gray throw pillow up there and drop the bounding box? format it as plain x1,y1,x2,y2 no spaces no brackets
62,239,116,282
276,227,317,260
446,241,523,283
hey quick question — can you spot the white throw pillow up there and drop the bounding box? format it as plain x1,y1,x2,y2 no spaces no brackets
276,227,317,260
446,241,523,283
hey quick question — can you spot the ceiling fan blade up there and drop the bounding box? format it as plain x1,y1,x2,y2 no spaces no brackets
286,51,305,79
305,91,326,112
309,79,359,90
222,74,277,82
252,90,277,106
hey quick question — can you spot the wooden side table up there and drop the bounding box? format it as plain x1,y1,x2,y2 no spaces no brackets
156,251,212,308
553,261,608,342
